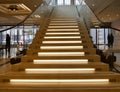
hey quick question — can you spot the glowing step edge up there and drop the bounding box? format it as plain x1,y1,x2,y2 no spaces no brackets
48,26,78,28
10,79,109,84
40,46,83,50
33,59,88,64
38,52,85,56
25,68,95,73
50,21,77,23
47,29,79,31
42,41,82,44
45,32,80,35
44,36,81,39
49,23,78,25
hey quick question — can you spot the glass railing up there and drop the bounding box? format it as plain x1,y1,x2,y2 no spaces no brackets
0,0,54,58
76,0,120,51
76,0,120,73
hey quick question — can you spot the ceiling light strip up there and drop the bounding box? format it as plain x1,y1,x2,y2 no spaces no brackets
19,4,31,11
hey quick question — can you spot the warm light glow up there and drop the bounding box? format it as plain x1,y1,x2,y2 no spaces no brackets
48,26,78,28
33,59,88,64
45,32,80,35
50,21,77,23
40,46,83,49
44,36,81,39
42,41,82,44
19,4,32,11
51,19,76,20
49,23,77,25
47,29,79,31
38,52,85,56
25,68,95,73
10,79,109,83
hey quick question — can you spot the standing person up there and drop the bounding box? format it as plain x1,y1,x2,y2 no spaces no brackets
6,34,11,57
107,33,114,48
106,52,116,71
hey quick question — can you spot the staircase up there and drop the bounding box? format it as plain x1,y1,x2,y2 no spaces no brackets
0,18,120,92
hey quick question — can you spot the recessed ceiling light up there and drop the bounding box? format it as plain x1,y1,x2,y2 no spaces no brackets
34,5,37,7
0,3,31,14
34,14,41,18
116,14,119,17
109,18,111,20
92,4,95,6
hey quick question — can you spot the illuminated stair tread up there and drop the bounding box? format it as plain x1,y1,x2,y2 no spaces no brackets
12,62,109,71
0,72,118,79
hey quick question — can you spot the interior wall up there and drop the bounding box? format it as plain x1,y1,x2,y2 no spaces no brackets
50,6,78,18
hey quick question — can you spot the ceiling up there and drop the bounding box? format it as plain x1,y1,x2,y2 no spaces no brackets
84,0,120,30
0,0,43,26
0,0,120,30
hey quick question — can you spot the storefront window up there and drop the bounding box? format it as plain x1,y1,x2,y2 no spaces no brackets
0,25,39,45
65,0,71,5
57,0,64,5
90,28,110,50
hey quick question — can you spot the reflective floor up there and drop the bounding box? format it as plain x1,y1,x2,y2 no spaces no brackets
0,48,17,59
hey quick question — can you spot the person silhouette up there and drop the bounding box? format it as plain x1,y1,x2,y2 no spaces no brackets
107,33,114,48
6,34,11,57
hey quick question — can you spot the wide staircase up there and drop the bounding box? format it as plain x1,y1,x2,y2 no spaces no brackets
0,18,120,92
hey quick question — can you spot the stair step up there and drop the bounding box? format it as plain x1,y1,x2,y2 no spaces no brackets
0,72,118,80
49,23,78,26
48,26,79,29
0,82,120,92
41,43,93,46
42,40,82,44
38,52,85,56
12,62,109,71
21,55,100,62
40,45,84,50
27,48,96,55
47,28,79,31
50,21,77,23
28,48,96,52
44,35,81,39
41,39,92,42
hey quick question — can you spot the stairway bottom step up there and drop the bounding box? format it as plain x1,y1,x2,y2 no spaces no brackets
0,82,120,92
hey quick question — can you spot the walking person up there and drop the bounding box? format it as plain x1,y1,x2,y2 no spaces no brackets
6,34,11,57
